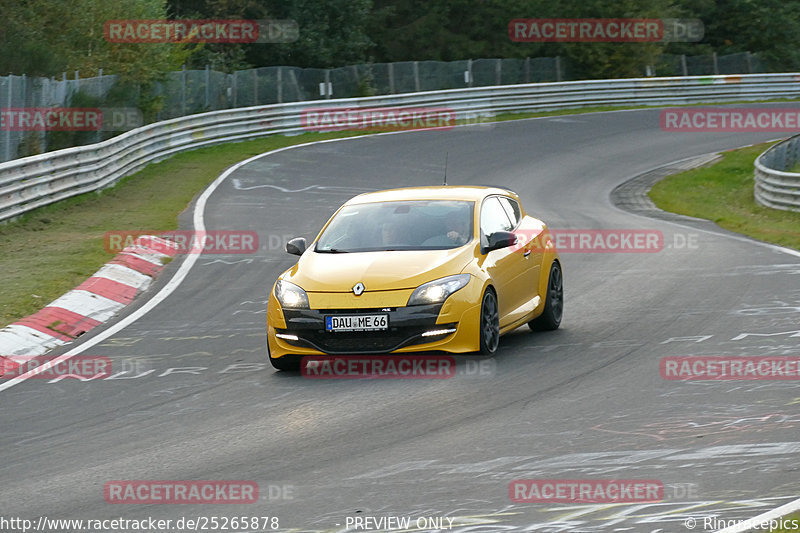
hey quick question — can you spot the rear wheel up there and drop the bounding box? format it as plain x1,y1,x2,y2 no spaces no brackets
479,289,500,355
529,261,563,331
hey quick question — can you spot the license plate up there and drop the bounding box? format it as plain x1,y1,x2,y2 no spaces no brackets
325,314,388,332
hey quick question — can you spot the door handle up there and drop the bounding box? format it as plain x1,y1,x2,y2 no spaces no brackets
523,250,531,258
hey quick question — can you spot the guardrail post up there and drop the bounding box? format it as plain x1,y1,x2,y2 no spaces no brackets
232,71,238,108
712,52,719,75
91,71,102,143
41,78,48,153
388,63,395,94
495,59,502,85
746,52,753,73
205,65,210,109
324,69,331,99
681,55,688,76
413,61,420,92
555,56,562,82
203,63,211,111
253,68,258,105
289,70,301,101
4,75,11,161
525,57,530,83
181,65,187,116
277,67,283,103
466,59,473,88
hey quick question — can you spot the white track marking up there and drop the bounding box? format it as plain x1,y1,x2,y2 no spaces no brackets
231,178,319,193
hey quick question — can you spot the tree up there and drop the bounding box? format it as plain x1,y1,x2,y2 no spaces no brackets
242,0,373,68
0,0,190,82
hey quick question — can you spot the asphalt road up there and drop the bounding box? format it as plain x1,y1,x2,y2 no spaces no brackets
2,108,800,533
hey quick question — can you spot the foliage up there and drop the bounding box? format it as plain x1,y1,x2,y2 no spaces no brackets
0,0,190,82
3,0,800,84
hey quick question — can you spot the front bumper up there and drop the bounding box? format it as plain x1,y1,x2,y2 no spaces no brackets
267,283,485,359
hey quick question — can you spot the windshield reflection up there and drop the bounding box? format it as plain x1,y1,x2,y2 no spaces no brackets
315,200,474,253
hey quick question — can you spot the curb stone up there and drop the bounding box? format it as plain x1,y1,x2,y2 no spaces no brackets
0,236,178,373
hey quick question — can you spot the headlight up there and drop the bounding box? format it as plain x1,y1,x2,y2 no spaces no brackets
274,280,310,309
407,274,470,306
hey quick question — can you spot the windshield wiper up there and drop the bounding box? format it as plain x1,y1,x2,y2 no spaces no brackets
316,247,349,253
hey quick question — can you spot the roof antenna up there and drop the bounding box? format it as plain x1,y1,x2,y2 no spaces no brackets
443,152,448,186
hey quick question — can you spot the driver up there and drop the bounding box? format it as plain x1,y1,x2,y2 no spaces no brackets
446,213,471,245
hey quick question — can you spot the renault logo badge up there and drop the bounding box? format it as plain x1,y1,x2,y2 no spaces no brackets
352,282,365,296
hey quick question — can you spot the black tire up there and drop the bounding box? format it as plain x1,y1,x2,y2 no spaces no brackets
268,341,302,371
529,261,563,331
479,289,500,355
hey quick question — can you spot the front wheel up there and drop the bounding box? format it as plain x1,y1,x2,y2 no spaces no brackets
529,261,563,331
479,289,500,355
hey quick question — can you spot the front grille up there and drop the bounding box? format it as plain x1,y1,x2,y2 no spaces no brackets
279,304,452,354
298,328,434,353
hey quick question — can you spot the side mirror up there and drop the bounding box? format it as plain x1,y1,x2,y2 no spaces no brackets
286,237,307,256
483,231,517,253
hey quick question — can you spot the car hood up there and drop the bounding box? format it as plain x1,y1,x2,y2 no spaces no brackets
282,246,475,292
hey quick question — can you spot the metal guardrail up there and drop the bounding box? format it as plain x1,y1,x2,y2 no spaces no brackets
754,134,800,212
3,73,800,223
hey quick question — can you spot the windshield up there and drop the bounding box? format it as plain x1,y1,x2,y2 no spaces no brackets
315,200,474,252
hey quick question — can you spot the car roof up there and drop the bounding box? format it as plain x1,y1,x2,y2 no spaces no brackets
345,185,520,205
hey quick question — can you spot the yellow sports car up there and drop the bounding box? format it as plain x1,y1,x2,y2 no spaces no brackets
266,186,562,370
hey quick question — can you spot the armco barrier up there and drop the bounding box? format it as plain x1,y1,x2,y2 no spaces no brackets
754,133,800,212
3,73,800,223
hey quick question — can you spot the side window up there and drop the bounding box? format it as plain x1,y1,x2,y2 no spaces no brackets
480,197,513,238
498,197,521,228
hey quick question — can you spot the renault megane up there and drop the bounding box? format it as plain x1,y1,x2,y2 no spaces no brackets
266,186,562,370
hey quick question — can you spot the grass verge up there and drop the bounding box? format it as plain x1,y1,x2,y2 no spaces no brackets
649,141,800,251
